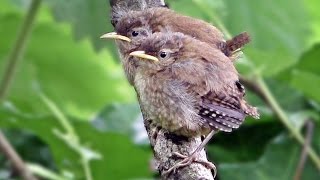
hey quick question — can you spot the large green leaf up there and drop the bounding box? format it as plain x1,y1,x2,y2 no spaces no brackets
92,103,141,134
291,71,320,103
218,133,320,180
290,44,320,103
0,105,152,180
208,121,283,163
222,0,310,54
0,5,135,119
43,0,115,52
295,44,320,76
305,0,320,43
171,0,312,77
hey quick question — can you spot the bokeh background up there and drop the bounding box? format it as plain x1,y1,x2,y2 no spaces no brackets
0,0,319,179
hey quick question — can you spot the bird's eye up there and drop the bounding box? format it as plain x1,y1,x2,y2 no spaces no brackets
131,31,139,37
159,51,168,59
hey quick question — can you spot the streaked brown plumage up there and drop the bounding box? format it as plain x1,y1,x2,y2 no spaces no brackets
129,32,259,174
101,8,250,85
131,32,258,135
115,7,250,58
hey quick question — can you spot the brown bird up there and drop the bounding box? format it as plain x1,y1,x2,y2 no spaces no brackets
128,32,259,175
101,9,249,85
101,6,249,84
111,7,250,59
101,27,153,85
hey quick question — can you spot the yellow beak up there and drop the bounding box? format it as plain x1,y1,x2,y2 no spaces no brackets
100,32,131,42
129,51,159,62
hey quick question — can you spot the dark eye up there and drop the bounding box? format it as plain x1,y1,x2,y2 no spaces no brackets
131,31,139,37
159,51,168,59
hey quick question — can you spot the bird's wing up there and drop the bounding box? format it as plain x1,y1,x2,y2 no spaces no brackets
197,82,246,132
173,67,253,132
170,42,258,132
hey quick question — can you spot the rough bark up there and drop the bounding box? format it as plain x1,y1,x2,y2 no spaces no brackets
110,1,214,179
145,119,214,180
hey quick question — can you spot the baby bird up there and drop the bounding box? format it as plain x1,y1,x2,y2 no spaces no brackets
101,6,250,84
101,10,249,85
101,25,153,85
128,32,259,175
112,7,250,58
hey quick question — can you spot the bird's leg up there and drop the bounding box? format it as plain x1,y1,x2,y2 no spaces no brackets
163,130,217,177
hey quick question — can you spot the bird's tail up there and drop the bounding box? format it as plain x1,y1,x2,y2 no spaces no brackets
223,32,251,59
241,100,260,119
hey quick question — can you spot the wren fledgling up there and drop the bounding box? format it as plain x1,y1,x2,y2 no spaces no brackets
128,32,259,174
101,26,153,85
101,7,250,85
113,7,250,58
101,8,250,84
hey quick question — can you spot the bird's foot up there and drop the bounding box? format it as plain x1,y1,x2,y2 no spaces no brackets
163,152,216,177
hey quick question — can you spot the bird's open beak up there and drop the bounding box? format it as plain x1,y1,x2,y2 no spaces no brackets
129,51,159,62
100,32,131,42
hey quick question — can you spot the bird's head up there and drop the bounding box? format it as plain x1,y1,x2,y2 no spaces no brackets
101,11,152,53
129,32,186,71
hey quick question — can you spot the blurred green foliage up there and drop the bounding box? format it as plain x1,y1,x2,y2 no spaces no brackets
0,0,319,179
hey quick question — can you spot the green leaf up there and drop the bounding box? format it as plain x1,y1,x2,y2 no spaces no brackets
243,48,296,77
92,103,141,134
222,0,311,55
264,79,307,112
0,8,135,119
289,44,320,103
222,0,311,76
0,105,152,180
291,71,320,103
218,133,320,180
172,0,312,77
295,44,320,76
43,0,115,52
305,0,320,43
208,121,283,163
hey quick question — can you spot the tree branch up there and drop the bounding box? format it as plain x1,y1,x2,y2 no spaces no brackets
110,1,214,179
145,119,214,179
0,131,38,180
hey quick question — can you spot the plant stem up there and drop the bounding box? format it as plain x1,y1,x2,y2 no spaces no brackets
82,158,93,180
192,0,320,170
42,95,98,180
27,163,65,180
294,121,314,180
256,77,320,169
39,93,78,142
0,131,38,180
0,0,42,101
0,0,41,179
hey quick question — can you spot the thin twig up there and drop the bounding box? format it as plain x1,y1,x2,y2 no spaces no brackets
0,131,38,180
0,0,42,101
255,78,320,169
0,0,42,179
294,120,315,180
41,94,100,180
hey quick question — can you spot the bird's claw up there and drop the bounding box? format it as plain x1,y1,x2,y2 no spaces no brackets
163,152,217,178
